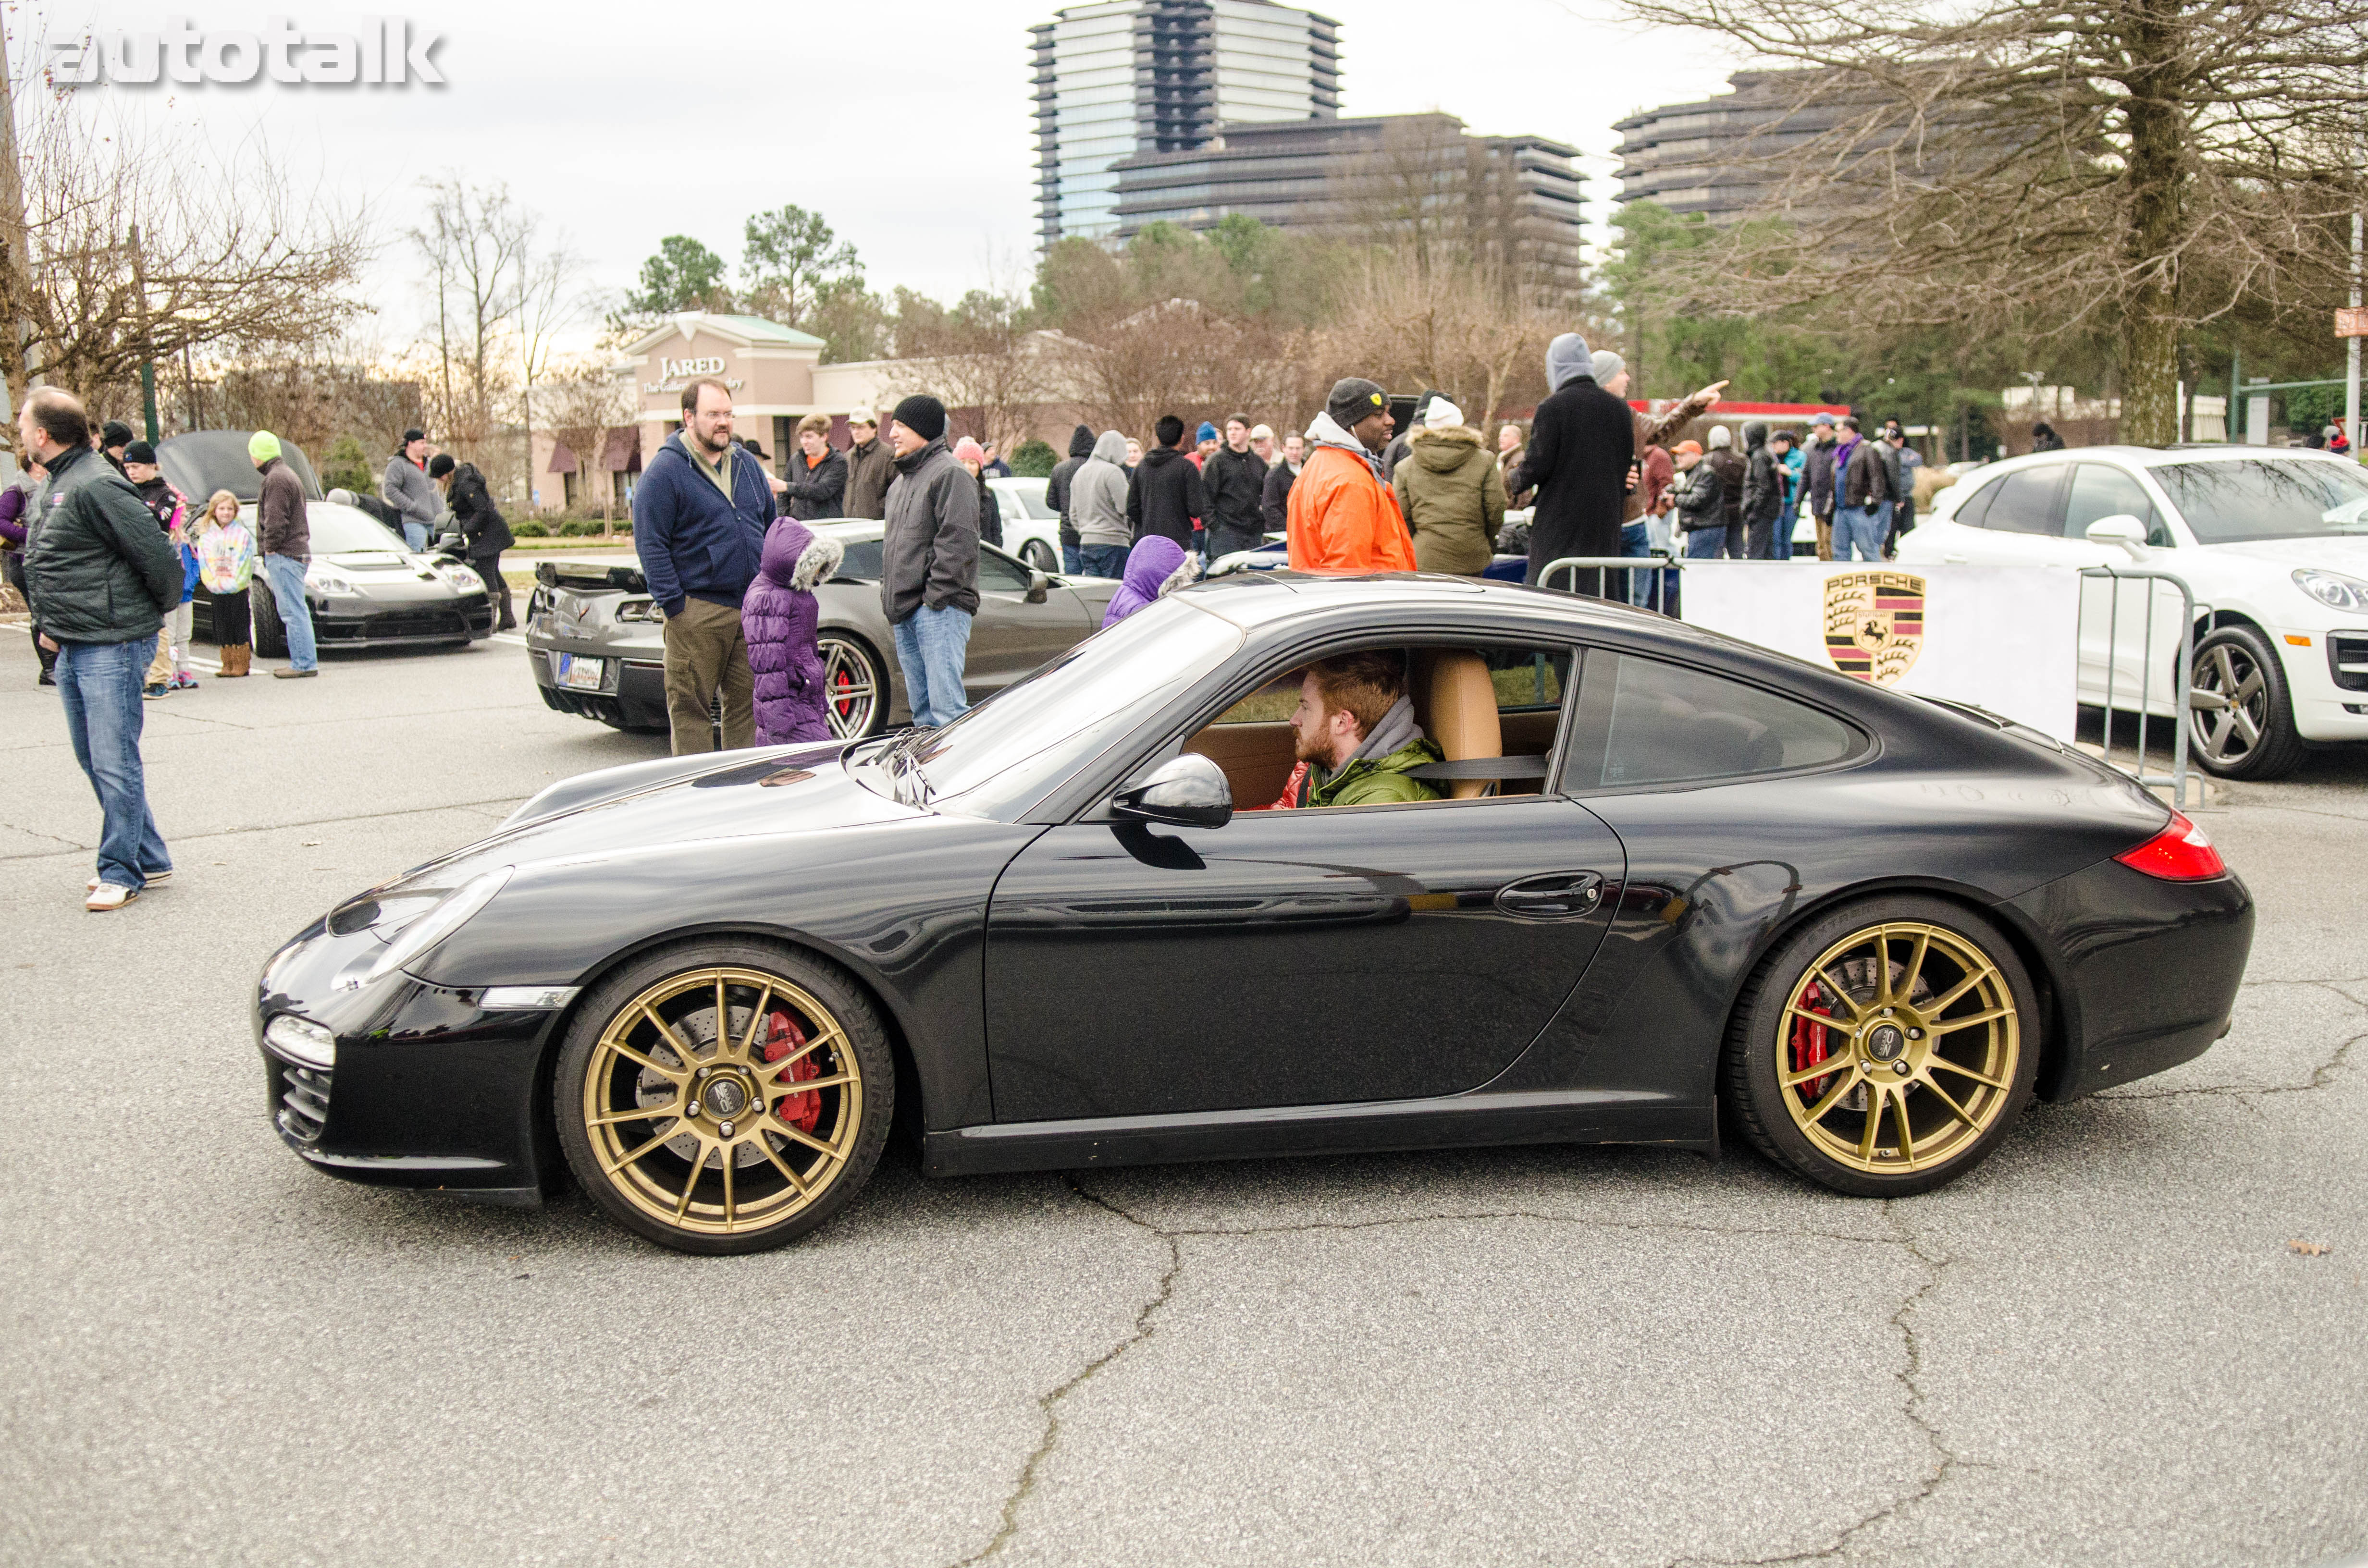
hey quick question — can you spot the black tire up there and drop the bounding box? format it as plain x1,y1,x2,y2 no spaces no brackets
1724,895,2040,1198
817,631,887,741
250,582,287,659
2190,623,2306,781
1020,538,1059,573
555,940,893,1255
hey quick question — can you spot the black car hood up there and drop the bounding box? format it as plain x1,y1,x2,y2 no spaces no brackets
407,743,909,888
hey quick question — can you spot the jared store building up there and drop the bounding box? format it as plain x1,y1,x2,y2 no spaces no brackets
536,312,906,512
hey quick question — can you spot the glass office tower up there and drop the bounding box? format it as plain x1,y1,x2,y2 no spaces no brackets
1030,0,1341,246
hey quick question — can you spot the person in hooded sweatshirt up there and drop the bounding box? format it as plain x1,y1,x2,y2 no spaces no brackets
1510,333,1635,593
1739,420,1784,559
1045,424,1095,573
741,515,847,747
1099,533,1199,629
1126,414,1208,550
1392,398,1505,575
1288,378,1415,573
1703,426,1746,556
1071,430,1134,578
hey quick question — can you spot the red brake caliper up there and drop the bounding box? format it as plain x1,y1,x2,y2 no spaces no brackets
760,1011,823,1133
832,667,852,722
1790,980,1831,1102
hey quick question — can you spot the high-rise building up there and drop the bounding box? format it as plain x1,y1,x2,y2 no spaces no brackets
1108,114,1586,292
1030,0,1341,246
1613,70,1897,224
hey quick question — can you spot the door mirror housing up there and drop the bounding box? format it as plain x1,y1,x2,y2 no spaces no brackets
1026,570,1050,605
1112,753,1233,830
2084,514,2150,559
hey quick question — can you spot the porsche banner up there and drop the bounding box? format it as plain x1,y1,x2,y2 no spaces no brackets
1681,563,2079,742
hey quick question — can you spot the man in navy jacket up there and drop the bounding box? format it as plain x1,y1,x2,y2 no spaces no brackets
632,377,772,752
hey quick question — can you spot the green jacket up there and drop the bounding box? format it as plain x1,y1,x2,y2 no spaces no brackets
21,444,180,645
1303,736,1447,808
1392,425,1506,576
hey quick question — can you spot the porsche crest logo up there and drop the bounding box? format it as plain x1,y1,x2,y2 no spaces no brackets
1822,570,1925,685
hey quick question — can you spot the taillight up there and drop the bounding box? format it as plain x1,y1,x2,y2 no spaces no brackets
2114,810,2226,881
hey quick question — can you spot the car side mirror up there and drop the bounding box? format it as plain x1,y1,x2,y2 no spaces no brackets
1112,753,1233,830
1025,570,1050,605
2084,514,2150,559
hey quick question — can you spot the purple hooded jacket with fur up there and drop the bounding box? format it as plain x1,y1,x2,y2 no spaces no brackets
742,518,845,745
1099,534,1199,629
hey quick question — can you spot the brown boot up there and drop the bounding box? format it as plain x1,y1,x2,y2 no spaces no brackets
221,644,251,677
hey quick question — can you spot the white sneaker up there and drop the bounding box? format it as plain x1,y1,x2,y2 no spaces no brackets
86,882,138,912
85,869,171,892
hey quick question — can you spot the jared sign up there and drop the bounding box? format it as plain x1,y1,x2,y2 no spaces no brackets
660,357,728,378
1682,562,2079,742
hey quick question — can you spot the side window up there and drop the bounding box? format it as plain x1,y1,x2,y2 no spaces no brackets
1954,478,1998,529
1983,466,2068,536
1586,654,1859,788
835,539,883,582
2064,464,2169,546
975,547,1033,593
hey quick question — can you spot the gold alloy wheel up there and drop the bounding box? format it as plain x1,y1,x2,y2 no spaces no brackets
1776,921,2021,1175
580,966,864,1237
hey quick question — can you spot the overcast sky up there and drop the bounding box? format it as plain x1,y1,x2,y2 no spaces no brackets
25,1,1745,348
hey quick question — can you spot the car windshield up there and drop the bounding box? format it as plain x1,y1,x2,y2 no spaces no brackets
2151,458,2368,544
908,597,1243,819
301,502,411,554
995,480,1051,519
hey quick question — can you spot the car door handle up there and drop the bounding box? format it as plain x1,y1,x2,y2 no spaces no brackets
1496,871,1605,919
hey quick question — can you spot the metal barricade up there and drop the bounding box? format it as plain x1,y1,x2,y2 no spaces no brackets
2079,564,2197,811
1537,553,1686,614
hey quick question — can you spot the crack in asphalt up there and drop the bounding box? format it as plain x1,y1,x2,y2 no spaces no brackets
950,1188,1937,1567
950,1180,1181,1568
0,797,530,863
2099,982,2365,1104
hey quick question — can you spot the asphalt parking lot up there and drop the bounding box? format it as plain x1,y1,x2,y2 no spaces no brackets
3,629,2363,1568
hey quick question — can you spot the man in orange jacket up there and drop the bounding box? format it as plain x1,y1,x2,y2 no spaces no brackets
1287,377,1416,573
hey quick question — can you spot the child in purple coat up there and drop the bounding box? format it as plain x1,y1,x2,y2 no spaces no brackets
742,517,845,746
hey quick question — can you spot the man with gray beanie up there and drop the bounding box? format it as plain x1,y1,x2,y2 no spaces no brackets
1288,377,1414,572
1591,349,1727,531
880,393,980,726
1508,333,1633,594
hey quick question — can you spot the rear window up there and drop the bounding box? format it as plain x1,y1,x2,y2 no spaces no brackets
1976,467,2065,536
1588,655,1860,788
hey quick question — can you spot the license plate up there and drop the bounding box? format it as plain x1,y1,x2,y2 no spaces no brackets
555,653,605,691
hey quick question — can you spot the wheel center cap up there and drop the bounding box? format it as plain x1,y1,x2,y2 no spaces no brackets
704,1077,749,1117
1866,1024,1906,1062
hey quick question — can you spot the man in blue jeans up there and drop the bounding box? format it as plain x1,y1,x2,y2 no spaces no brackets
879,395,979,727
1831,415,1894,563
18,388,182,911
252,429,319,676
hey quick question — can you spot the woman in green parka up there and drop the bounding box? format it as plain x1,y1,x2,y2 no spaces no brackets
1391,397,1507,575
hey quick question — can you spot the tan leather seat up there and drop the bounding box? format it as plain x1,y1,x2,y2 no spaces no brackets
1418,650,1501,799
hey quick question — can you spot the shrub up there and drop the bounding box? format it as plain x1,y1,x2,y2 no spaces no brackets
320,434,373,495
1010,438,1057,478
513,520,549,538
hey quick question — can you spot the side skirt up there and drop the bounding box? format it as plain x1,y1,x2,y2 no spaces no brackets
922,1089,1713,1179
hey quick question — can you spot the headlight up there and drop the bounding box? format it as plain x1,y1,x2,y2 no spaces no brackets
264,1013,337,1068
616,598,661,623
308,565,355,595
2293,568,2368,612
437,562,485,591
333,866,513,992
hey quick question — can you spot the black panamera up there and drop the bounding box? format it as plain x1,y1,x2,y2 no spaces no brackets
254,573,2254,1254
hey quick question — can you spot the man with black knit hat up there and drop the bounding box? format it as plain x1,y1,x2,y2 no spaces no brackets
1510,332,1633,594
100,421,134,478
881,394,980,727
1288,377,1414,573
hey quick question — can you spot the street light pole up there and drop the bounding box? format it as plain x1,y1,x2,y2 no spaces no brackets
130,224,159,442
2349,206,2362,455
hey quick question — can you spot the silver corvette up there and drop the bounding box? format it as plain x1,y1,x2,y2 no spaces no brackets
525,521,1122,738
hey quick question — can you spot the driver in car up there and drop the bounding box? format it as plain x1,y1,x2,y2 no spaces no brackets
1277,650,1446,808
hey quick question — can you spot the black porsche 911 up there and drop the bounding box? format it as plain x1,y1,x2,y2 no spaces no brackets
254,573,2253,1254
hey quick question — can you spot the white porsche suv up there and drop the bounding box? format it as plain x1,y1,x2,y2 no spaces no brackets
1899,445,2368,780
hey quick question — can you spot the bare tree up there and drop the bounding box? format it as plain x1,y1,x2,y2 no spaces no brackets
1617,0,2368,442
0,86,368,426
513,242,586,512
408,176,530,466
542,360,634,531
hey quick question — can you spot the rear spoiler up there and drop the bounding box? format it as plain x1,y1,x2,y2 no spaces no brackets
534,558,648,594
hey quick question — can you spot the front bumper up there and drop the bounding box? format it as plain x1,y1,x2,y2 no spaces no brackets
255,919,567,1203
313,592,493,648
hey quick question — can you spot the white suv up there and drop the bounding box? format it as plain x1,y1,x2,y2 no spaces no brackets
1898,445,2368,779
